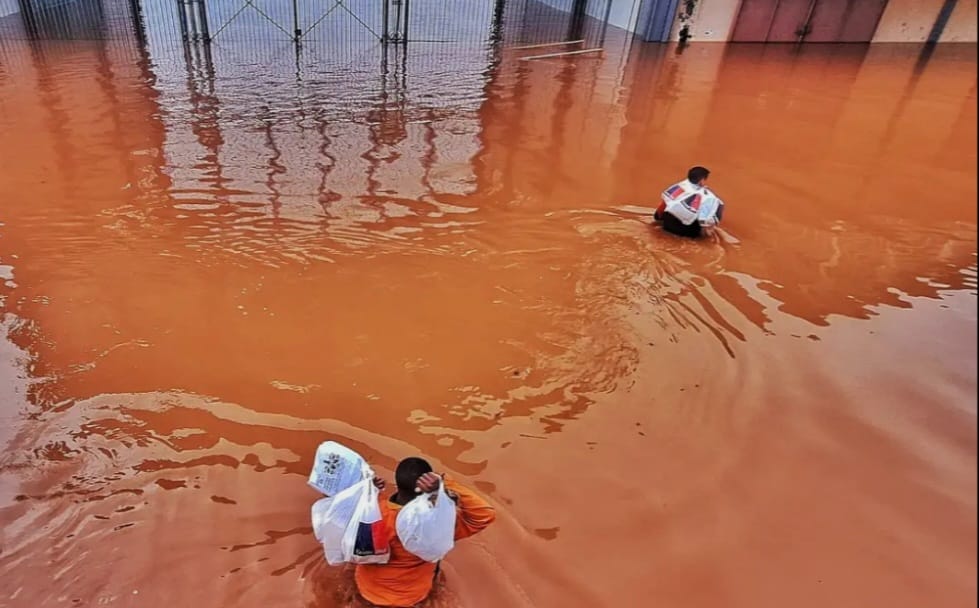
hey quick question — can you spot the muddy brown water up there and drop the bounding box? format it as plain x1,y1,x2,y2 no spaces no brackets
0,31,976,608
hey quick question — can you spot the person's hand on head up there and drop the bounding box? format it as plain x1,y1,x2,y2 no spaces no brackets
372,476,387,491
415,472,442,494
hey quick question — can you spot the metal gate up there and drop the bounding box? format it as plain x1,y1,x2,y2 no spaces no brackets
2,0,617,53
140,0,388,45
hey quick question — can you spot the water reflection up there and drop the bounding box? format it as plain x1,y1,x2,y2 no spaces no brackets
0,18,975,446
0,25,975,426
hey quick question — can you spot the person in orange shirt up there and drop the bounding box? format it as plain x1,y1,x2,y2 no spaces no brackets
356,457,496,607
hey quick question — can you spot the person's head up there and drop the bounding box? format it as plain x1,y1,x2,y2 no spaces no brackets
395,457,433,496
687,166,710,185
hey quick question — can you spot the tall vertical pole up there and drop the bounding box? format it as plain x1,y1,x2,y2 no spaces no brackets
176,0,190,42
598,0,613,46
927,0,959,44
490,0,505,45
382,0,390,42
568,0,586,40
796,0,818,42
292,0,301,41
18,0,40,39
401,0,410,45
128,0,146,44
197,0,211,43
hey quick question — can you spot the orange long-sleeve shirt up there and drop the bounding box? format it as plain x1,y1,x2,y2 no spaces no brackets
354,479,496,607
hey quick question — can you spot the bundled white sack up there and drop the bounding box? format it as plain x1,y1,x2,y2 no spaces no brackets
660,180,725,228
311,475,390,565
309,441,390,565
311,495,344,564
308,441,367,496
395,482,457,562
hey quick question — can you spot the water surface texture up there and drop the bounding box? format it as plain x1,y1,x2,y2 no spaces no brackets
0,10,976,608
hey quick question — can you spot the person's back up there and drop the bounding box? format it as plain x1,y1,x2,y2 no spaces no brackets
654,166,722,238
355,457,496,607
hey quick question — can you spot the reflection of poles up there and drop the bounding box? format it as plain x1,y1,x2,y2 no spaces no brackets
94,34,135,191
314,114,339,214
364,42,408,199
129,5,173,202
260,109,285,217
420,110,438,201
180,28,229,211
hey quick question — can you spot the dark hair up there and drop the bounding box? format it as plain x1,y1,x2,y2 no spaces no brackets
687,166,710,184
395,457,433,494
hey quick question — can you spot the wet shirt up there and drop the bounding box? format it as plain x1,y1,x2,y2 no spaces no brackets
354,479,496,607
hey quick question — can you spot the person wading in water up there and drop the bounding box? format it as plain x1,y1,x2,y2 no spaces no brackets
355,457,496,607
654,166,724,238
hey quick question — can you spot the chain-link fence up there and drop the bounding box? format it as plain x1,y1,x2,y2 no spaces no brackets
1,0,614,50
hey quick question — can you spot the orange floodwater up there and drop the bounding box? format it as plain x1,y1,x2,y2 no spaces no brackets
0,28,976,608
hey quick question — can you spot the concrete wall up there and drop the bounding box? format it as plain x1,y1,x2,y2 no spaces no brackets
873,0,946,42
874,0,978,42
940,0,978,41
666,0,740,42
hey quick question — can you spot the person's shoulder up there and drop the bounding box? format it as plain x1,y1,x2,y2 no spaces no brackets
379,494,401,516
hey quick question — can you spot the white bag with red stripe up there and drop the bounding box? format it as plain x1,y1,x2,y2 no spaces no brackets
661,180,724,227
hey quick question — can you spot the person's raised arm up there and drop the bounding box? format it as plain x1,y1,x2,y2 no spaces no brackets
415,472,497,540
445,478,496,540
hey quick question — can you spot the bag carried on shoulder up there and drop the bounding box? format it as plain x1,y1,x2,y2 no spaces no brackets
309,441,391,565
661,180,725,228
308,440,368,496
395,482,457,563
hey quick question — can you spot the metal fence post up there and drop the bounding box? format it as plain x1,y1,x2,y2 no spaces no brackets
128,0,146,44
197,0,211,43
382,0,390,42
292,0,301,41
176,0,190,41
598,0,613,46
401,0,409,45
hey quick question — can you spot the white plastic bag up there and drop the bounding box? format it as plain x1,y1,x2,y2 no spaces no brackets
311,495,344,564
312,475,391,565
308,441,367,496
697,190,725,228
660,180,724,227
308,441,390,565
395,482,457,562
